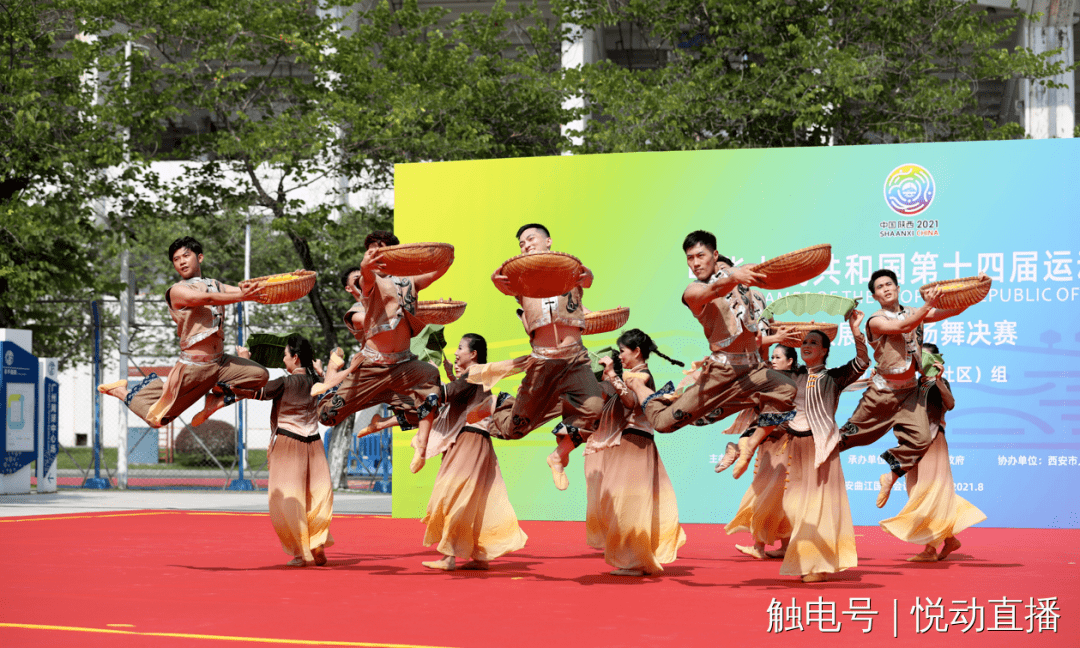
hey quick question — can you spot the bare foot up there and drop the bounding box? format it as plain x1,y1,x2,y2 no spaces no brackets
191,392,226,427
410,447,426,474
422,556,456,571
731,436,753,479
547,453,569,491
907,545,938,562
356,413,387,438
98,379,128,397
764,547,787,559
458,560,489,571
938,537,962,561
876,472,898,508
715,442,739,473
801,572,827,583
610,568,645,576
735,543,766,559
286,557,306,567
312,545,327,566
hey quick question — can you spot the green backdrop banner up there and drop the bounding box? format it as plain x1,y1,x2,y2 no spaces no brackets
393,139,1080,528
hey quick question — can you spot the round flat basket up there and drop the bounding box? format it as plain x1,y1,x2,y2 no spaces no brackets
498,251,583,299
583,307,630,336
771,321,838,346
243,270,317,305
919,275,992,310
750,244,832,290
378,242,454,277
415,299,467,326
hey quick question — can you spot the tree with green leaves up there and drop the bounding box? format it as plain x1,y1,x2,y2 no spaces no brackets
98,0,571,359
554,0,1075,150
0,0,161,364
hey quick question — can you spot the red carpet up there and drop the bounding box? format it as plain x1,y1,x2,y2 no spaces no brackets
0,512,1076,647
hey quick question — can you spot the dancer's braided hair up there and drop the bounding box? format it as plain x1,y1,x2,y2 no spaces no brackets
286,334,318,386
616,329,685,367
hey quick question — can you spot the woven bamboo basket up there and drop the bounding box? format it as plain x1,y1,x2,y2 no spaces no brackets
242,270,317,305
582,307,630,335
377,242,455,276
750,244,832,290
497,251,583,298
771,321,838,346
415,299,467,326
919,275,992,310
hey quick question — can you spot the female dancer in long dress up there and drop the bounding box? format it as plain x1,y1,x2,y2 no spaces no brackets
879,343,986,561
421,334,529,571
240,335,333,567
724,344,797,560
779,309,868,582
586,329,687,576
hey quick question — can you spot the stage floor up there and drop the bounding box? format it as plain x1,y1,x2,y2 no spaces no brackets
0,510,1076,647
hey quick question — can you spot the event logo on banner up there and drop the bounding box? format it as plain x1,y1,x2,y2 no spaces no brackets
884,163,935,215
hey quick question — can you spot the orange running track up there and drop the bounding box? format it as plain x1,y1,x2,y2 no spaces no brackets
0,511,1076,648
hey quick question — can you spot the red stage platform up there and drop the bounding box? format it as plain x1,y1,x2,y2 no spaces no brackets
0,511,1075,647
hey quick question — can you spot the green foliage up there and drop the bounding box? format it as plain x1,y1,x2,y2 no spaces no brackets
0,1,157,363
8,0,1075,368
87,0,573,358
554,0,1076,150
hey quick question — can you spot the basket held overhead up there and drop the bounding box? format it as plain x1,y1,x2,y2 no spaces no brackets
919,275,992,310
378,243,455,277
497,251,583,298
769,321,839,347
242,270,317,305
582,307,630,335
749,244,831,290
415,300,467,326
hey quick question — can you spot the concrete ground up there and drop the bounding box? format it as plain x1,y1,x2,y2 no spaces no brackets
0,489,391,517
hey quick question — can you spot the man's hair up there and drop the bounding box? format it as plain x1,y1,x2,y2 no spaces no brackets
516,223,550,239
461,333,488,365
364,230,399,249
339,266,362,289
682,230,717,253
868,268,898,293
717,253,734,267
168,236,203,260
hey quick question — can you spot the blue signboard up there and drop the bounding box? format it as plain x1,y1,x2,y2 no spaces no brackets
38,358,59,491
2,340,39,475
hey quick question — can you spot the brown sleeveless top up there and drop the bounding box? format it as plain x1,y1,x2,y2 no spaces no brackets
687,268,764,353
518,286,586,335
166,277,225,354
867,306,923,380
345,274,425,343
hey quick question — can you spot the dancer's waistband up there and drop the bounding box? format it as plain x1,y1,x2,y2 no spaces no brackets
786,427,813,438
361,346,416,366
276,428,320,443
179,350,223,366
621,428,654,440
871,372,917,391
462,426,491,438
530,343,584,361
707,350,761,366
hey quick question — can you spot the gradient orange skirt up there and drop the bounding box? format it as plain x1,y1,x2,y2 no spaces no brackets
880,433,986,548
422,431,527,561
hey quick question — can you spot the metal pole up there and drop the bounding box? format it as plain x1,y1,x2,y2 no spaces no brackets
84,301,109,488
228,298,254,490
117,248,129,488
243,223,250,467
